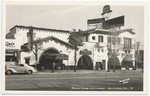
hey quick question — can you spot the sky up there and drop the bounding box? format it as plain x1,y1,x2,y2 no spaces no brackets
6,5,144,44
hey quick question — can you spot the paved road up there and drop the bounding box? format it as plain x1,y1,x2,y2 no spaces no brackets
5,70,143,91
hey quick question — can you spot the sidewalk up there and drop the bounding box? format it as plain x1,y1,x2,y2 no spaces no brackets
35,69,143,75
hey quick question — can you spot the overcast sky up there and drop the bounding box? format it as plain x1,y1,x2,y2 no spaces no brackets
6,5,144,44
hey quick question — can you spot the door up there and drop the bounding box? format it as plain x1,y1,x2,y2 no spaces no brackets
14,64,27,73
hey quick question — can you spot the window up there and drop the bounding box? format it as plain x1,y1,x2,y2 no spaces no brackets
124,38,132,48
97,49,100,52
86,35,88,42
125,50,130,53
98,36,103,42
117,38,121,44
101,49,104,52
25,58,30,65
108,37,121,45
18,64,24,66
5,56,16,62
92,36,95,40
128,50,130,53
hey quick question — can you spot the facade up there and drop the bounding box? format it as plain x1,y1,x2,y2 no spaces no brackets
5,25,136,71
77,29,135,70
6,25,75,70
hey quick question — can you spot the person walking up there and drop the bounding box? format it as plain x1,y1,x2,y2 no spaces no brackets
52,62,56,73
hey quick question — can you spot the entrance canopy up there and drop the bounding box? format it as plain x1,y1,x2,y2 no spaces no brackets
123,55,133,62
45,53,68,60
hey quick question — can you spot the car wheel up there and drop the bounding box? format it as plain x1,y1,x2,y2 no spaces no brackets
27,70,32,74
6,70,12,75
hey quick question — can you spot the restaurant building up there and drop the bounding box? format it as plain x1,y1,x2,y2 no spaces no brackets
5,25,136,70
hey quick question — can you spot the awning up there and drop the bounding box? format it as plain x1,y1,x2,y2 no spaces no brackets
6,49,19,53
108,56,120,66
45,53,68,60
123,56,133,62
55,54,68,60
6,53,14,56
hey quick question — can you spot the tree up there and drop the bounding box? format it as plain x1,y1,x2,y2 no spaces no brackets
68,30,83,72
32,38,43,70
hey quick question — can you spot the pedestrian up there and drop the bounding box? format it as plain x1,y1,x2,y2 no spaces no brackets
52,62,55,73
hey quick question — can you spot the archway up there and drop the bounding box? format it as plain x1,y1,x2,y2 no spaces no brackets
38,48,62,70
122,55,133,69
77,54,93,70
108,56,121,70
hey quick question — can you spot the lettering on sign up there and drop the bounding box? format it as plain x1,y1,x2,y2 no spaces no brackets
5,42,15,48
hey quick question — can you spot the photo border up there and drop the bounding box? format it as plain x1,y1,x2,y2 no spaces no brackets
1,0,149,95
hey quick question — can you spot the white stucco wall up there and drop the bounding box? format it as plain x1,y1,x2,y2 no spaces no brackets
33,29,69,42
8,26,136,70
15,27,29,46
77,42,108,70
88,33,107,43
12,27,70,47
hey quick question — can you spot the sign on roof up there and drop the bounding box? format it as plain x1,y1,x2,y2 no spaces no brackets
101,5,112,15
87,18,105,24
102,16,124,29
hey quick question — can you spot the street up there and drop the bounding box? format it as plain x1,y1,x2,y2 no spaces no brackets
5,70,143,91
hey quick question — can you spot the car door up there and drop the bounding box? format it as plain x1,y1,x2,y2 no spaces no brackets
15,64,27,73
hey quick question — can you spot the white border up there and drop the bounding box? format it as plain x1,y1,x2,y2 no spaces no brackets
1,0,149,95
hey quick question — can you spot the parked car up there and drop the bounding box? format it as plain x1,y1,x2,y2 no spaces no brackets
5,63,37,75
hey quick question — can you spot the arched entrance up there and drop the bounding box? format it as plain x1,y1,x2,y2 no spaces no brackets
122,55,133,69
108,56,121,70
38,48,62,70
77,54,93,70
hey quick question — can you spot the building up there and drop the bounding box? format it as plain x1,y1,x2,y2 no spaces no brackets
5,25,136,71
77,28,136,70
6,25,75,70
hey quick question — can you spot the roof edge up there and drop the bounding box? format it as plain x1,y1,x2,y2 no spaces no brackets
10,25,71,33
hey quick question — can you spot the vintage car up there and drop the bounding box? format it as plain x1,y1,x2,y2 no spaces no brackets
5,63,37,75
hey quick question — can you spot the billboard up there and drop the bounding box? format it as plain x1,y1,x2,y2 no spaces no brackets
102,16,124,29
87,18,105,24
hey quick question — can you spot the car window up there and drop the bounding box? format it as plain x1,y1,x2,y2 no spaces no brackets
18,64,24,66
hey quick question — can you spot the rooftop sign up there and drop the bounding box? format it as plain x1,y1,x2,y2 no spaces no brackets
102,16,124,29
87,18,105,24
101,5,112,15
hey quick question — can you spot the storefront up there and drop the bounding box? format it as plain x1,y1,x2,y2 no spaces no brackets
5,39,20,66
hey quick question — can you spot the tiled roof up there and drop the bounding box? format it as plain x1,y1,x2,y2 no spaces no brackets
40,36,75,49
21,36,75,51
10,25,71,33
6,32,15,39
79,28,135,36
